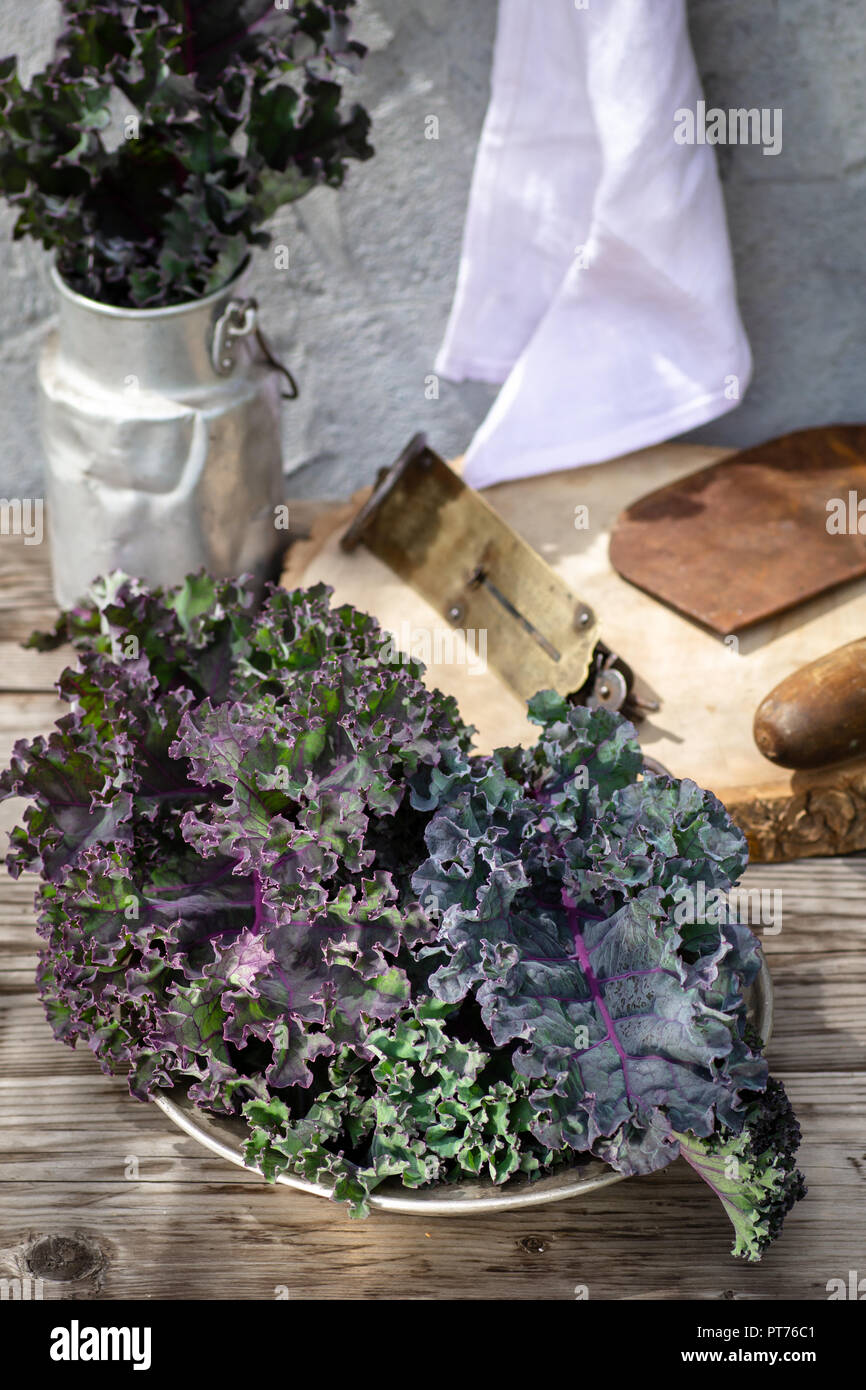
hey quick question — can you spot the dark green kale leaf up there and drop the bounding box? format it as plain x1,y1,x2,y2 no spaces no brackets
413,696,767,1176
0,2,372,306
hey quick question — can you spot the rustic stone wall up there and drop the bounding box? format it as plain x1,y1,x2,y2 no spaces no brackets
0,0,863,500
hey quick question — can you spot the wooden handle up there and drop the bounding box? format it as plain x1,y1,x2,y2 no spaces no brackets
754,638,866,769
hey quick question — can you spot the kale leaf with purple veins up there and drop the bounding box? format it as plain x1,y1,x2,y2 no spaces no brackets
412,696,768,1176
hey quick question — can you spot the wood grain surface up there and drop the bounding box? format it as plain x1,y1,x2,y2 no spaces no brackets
0,532,864,1302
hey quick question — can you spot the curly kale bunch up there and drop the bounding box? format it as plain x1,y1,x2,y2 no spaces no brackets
3,574,476,1108
0,2,372,306
1,576,805,1257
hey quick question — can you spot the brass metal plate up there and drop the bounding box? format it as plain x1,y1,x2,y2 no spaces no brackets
342,435,601,703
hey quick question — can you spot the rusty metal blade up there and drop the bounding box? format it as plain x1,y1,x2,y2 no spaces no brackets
610,426,866,635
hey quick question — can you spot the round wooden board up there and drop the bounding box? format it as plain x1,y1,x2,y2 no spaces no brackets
288,441,866,863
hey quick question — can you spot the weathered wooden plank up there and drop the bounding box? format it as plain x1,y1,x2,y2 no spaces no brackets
0,1107,857,1303
0,641,70,693
2,858,863,940
1,951,864,1076
0,533,58,646
0,1070,861,1156
0,1027,861,1297
0,529,861,1299
3,863,866,1076
0,541,55,610
0,968,863,1295
0,692,65,753
0,974,860,1089
0,876,44,908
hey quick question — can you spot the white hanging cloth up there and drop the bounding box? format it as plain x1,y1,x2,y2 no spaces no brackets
436,0,752,489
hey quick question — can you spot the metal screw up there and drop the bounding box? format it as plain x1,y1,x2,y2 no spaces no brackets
576,607,593,628
589,667,628,712
447,603,464,624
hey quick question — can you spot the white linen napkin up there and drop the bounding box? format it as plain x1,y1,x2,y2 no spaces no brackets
436,0,752,488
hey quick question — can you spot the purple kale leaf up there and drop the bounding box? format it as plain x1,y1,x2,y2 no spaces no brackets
413,696,768,1176
2,572,473,1109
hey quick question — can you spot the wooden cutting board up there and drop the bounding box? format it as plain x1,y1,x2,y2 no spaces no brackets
286,440,866,864
610,426,866,634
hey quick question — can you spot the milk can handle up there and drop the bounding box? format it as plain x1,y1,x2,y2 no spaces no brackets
211,298,258,376
211,297,299,399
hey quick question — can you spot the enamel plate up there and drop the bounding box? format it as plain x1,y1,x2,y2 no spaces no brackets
154,958,773,1215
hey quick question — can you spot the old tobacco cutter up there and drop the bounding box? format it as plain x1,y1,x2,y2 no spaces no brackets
341,434,657,722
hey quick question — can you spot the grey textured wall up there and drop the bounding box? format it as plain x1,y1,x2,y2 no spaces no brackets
685,0,866,453
0,0,863,500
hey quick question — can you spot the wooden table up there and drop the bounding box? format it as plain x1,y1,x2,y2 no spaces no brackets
0,531,863,1302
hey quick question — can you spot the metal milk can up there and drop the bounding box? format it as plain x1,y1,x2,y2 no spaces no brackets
38,262,287,608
